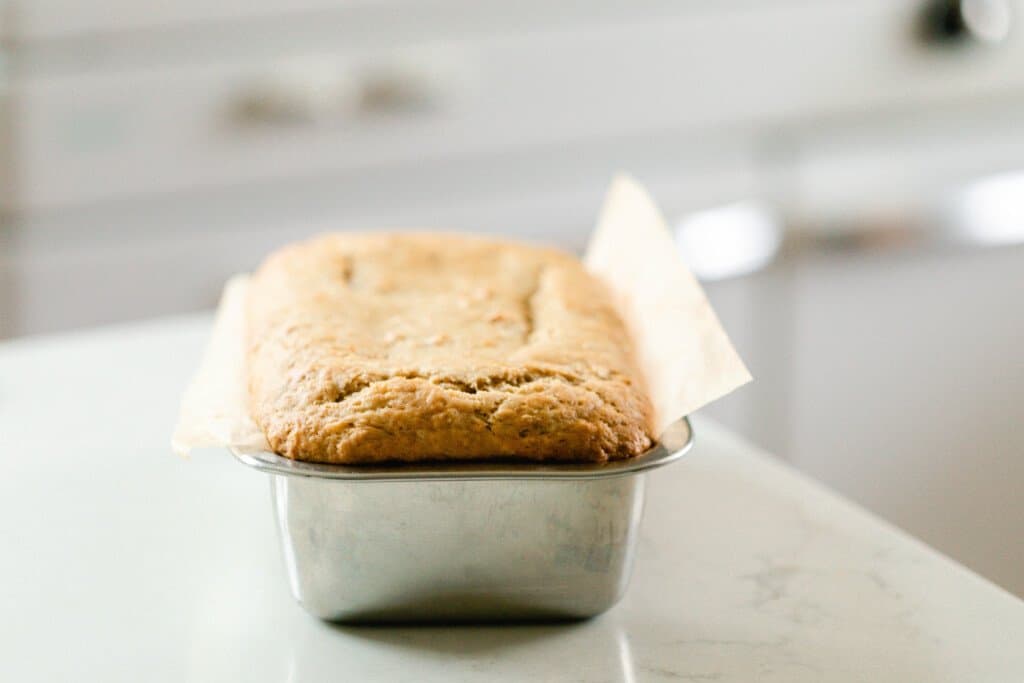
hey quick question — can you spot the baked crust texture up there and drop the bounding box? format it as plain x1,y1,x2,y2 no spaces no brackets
246,232,654,463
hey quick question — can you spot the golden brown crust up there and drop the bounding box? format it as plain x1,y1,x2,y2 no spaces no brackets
246,232,654,464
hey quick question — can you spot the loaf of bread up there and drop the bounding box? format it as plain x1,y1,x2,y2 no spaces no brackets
246,232,654,464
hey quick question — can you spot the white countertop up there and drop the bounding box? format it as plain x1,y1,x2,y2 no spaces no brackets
2,316,1022,682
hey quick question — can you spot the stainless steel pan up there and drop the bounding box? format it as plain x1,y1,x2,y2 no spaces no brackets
232,417,693,622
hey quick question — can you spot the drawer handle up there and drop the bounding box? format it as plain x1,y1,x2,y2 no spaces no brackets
231,56,455,127
924,0,1012,45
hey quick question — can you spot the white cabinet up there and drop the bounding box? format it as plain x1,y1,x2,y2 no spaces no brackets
700,240,1024,597
10,1,1024,211
7,0,1024,337
787,246,1024,596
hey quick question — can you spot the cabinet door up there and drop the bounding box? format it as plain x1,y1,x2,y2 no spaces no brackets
14,0,1024,211
788,246,1024,596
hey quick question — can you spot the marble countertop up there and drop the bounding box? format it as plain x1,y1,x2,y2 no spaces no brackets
1,316,1022,682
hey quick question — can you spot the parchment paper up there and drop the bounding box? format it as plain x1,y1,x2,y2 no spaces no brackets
172,175,750,456
585,175,751,434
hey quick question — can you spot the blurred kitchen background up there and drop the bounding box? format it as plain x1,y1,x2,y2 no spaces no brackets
1,1,1022,595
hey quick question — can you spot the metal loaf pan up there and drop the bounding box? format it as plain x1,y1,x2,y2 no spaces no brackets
232,417,693,623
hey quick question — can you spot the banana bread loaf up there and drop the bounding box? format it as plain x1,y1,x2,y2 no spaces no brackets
246,232,654,464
